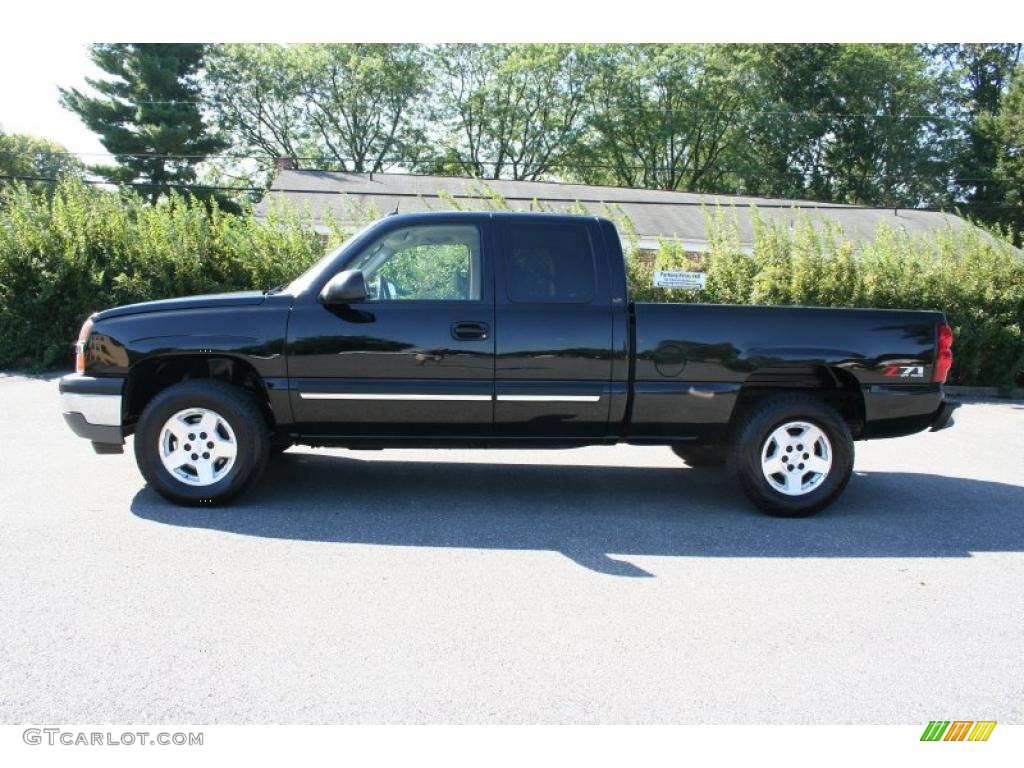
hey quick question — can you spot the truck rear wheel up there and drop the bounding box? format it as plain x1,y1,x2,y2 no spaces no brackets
730,394,853,517
134,380,270,506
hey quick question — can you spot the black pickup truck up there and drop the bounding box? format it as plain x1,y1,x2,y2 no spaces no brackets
59,211,958,516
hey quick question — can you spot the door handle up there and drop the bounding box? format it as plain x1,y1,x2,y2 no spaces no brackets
451,321,490,341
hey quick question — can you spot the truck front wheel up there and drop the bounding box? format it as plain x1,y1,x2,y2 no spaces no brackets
731,395,854,517
134,380,270,506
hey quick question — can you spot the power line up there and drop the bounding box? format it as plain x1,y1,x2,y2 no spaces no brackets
47,150,263,160
1,173,1020,212
19,149,1014,184
57,98,980,123
62,99,206,105
0,174,262,193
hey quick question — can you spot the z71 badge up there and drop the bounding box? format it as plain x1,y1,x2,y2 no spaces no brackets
884,364,925,378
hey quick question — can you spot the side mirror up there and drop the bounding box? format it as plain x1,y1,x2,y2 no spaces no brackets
319,270,367,305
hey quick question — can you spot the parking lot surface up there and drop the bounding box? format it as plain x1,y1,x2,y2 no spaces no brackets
1,373,1022,723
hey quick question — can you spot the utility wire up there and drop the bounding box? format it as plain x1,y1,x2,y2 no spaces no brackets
18,150,1013,184
0,174,262,193
60,99,980,122
1,173,1019,212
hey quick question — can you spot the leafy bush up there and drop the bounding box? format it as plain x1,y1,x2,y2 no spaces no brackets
627,208,1024,388
0,179,344,369
2,180,1021,387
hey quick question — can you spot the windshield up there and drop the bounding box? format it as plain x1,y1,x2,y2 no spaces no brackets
282,223,374,296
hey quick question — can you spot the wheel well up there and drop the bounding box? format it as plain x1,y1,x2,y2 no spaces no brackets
731,365,865,439
123,355,273,434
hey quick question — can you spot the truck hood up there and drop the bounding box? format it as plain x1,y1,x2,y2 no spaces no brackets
93,291,267,321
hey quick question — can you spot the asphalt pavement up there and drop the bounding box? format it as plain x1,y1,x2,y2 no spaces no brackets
1,373,1022,723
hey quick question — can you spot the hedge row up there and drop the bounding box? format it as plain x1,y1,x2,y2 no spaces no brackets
1,179,1021,387
0,180,342,369
627,210,1024,389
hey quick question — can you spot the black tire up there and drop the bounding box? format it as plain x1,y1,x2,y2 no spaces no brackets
730,394,854,517
670,445,726,467
134,379,270,506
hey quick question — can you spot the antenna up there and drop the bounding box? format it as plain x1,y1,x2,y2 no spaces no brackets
389,202,400,216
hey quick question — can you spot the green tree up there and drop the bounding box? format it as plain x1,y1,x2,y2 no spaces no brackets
978,63,1024,236
742,44,950,207
202,44,307,177
736,44,842,198
0,131,84,193
428,44,589,180
570,44,757,192
931,44,1022,225
205,44,430,173
59,44,227,203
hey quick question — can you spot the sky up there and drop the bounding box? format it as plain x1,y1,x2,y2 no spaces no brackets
0,42,107,156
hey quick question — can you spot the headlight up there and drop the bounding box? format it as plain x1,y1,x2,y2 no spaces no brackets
75,315,95,374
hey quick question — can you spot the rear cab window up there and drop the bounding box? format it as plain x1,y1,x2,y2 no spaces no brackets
504,222,596,303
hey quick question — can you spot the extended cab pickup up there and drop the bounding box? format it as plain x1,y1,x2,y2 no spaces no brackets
59,212,958,515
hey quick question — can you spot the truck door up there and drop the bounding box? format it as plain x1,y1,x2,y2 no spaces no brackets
493,218,614,438
286,219,495,438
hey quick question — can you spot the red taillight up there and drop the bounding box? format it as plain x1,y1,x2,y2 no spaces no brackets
75,316,94,374
934,323,953,383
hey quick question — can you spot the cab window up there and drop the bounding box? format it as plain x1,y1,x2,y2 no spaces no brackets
347,224,482,302
505,222,595,303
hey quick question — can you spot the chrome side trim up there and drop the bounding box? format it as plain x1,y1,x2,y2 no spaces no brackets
299,393,492,401
497,395,601,402
59,392,122,426
298,392,602,403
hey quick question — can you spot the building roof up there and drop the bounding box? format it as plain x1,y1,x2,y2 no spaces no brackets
257,169,984,250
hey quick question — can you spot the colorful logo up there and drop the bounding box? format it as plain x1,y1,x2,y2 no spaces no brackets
884,363,925,378
920,721,996,741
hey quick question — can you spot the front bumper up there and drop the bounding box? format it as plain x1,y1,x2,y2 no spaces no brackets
59,374,125,452
930,399,960,432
